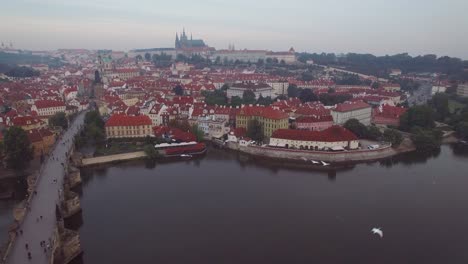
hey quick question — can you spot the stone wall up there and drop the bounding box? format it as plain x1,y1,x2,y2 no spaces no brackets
227,142,398,163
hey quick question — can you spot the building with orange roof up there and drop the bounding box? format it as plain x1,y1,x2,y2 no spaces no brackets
372,104,407,127
105,114,152,138
10,116,45,131
331,101,372,125
236,106,289,138
27,128,56,156
269,126,359,150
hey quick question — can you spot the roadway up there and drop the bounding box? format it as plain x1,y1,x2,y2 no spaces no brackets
6,111,86,264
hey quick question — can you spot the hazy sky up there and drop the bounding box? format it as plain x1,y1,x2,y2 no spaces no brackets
1,0,467,58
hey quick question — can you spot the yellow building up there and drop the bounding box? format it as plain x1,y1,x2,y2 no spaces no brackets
236,106,289,138
105,114,153,138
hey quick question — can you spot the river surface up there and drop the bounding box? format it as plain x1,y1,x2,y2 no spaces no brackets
70,144,468,264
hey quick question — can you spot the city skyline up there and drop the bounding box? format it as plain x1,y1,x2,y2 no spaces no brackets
1,0,468,59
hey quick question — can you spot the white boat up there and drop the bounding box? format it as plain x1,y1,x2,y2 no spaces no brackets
180,154,192,158
310,160,320,164
321,161,330,166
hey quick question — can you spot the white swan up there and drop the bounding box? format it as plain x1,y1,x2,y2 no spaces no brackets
371,228,383,238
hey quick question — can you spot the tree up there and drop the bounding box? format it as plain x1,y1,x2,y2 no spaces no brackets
383,129,403,147
247,119,264,142
144,144,159,160
48,112,68,129
191,124,205,141
399,105,435,131
344,119,368,138
410,127,442,153
85,110,105,129
455,121,468,140
242,90,256,105
144,53,151,61
371,82,380,89
256,96,273,106
203,90,227,106
230,96,242,107
301,72,314,81
3,127,34,170
82,110,105,143
173,85,184,96
135,55,143,61
287,84,299,98
5,66,40,78
220,84,229,91
176,54,187,62
367,126,382,140
299,89,318,103
430,93,449,121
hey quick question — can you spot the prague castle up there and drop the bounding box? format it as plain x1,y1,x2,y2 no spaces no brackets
175,29,208,49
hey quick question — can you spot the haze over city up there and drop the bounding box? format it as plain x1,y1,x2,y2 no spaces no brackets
1,1,468,264
1,0,468,58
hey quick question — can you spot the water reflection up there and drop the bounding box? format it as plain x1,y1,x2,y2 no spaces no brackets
379,147,441,167
75,145,468,264
450,142,468,156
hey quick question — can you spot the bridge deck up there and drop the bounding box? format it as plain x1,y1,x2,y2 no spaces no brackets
5,112,86,264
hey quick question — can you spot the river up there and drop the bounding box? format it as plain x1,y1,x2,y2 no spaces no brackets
64,144,468,263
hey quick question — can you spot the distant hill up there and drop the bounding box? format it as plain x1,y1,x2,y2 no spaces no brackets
0,52,63,72
298,52,468,81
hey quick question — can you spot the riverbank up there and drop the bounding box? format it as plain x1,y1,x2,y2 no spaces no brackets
80,151,147,167
224,140,413,164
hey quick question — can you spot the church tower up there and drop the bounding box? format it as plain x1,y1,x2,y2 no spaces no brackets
175,33,180,49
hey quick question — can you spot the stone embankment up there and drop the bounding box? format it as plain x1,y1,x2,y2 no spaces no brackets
226,141,405,163
80,151,147,167
50,164,83,264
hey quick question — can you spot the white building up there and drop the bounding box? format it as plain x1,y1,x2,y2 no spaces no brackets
266,80,289,96
331,101,372,125
227,83,273,99
432,85,447,95
31,100,66,117
269,126,359,150
457,84,468,97
193,116,229,139
213,49,267,63
148,104,168,126
265,48,296,64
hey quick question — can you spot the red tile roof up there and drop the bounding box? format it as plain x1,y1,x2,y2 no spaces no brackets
333,101,370,112
296,115,333,123
272,126,358,142
373,104,407,118
34,100,65,109
105,114,151,127
12,116,42,126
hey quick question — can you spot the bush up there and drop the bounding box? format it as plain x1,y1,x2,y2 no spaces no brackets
383,129,403,147
344,119,368,138
367,126,382,140
144,144,159,160
410,127,442,152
